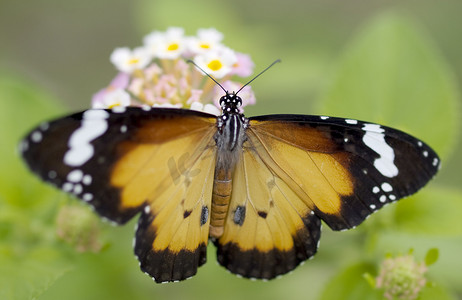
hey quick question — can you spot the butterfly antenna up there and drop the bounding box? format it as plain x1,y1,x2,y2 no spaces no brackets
236,59,281,94
187,60,228,94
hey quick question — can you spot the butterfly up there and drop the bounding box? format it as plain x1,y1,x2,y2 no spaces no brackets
20,89,440,283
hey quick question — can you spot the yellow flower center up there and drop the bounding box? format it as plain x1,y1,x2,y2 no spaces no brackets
108,102,121,109
167,43,179,51
207,59,222,71
128,58,140,65
200,43,210,49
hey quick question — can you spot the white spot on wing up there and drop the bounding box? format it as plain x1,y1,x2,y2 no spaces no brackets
370,204,376,210
144,206,151,214
381,182,393,192
112,106,126,113
62,182,73,192
379,195,387,203
345,119,358,125
67,169,83,182
18,140,29,153
31,131,42,143
372,186,380,194
48,170,57,179
82,174,92,185
362,124,398,178
320,116,329,120
73,184,83,194
40,122,50,131
82,193,93,201
64,110,109,167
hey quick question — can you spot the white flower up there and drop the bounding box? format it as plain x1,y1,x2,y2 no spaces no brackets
187,28,224,55
110,47,151,73
143,27,186,59
193,47,237,78
92,89,131,108
190,101,221,115
152,103,183,108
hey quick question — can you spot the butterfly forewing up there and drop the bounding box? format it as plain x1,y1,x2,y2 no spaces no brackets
247,115,440,231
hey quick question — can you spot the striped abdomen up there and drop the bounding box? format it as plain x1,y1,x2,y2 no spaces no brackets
210,166,232,238
210,112,246,238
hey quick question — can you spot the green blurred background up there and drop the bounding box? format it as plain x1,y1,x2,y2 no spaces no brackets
1,0,461,299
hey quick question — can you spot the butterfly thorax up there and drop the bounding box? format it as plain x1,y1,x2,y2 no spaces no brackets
210,92,248,238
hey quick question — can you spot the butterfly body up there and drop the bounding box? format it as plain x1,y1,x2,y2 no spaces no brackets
20,95,440,283
211,93,247,238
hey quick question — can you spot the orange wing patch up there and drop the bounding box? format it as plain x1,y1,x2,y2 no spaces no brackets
111,116,215,211
133,128,217,283
216,142,321,279
247,118,377,230
248,122,354,215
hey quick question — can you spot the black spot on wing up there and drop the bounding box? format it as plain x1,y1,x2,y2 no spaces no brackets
183,210,192,218
200,206,209,226
257,211,268,219
233,206,246,226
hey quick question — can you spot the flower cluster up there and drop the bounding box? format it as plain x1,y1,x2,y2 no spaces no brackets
56,204,102,253
375,253,428,300
92,27,256,115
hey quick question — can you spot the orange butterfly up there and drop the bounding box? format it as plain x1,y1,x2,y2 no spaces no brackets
20,85,439,283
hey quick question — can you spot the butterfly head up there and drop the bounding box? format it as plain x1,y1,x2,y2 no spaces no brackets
219,92,242,115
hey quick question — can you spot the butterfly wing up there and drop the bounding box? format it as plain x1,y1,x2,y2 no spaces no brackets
215,114,439,280
246,114,440,230
215,142,322,279
21,107,218,282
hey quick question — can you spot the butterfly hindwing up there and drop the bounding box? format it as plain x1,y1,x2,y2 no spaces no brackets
215,139,321,279
247,114,440,231
134,133,216,283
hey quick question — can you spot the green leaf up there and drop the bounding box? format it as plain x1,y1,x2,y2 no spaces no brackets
320,262,382,300
0,245,73,300
318,12,460,159
425,248,439,266
394,186,462,236
419,283,457,300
